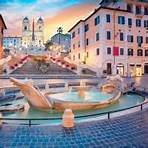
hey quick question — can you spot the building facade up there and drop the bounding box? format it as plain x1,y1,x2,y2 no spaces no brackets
51,33,71,52
0,14,7,58
22,17,44,48
3,37,22,49
69,0,148,76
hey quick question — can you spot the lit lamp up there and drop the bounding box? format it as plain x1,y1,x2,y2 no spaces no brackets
49,46,53,50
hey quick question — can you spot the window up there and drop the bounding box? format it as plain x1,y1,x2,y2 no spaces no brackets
127,4,132,12
128,18,132,26
136,19,141,27
106,14,111,23
96,32,99,41
86,38,89,46
84,24,89,32
73,44,75,49
120,32,124,41
78,28,80,34
144,7,148,15
107,31,111,40
107,47,111,55
137,36,143,44
87,52,89,58
78,53,80,59
127,35,134,42
24,26,27,30
94,16,100,25
144,20,148,28
72,32,75,38
78,41,80,48
73,55,75,61
128,48,133,56
1,28,3,35
96,48,99,55
118,16,125,25
136,6,141,15
120,48,124,55
137,49,143,56
146,37,148,44
145,50,148,56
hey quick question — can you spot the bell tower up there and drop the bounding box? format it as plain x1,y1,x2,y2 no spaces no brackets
22,17,31,47
22,17,30,32
36,17,44,47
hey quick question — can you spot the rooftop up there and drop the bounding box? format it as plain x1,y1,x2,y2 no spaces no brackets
0,14,7,29
68,6,128,32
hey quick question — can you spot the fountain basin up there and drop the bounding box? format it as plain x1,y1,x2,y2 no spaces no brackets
50,91,121,110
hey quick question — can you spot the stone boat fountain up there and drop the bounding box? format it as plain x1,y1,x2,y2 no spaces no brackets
10,76,123,111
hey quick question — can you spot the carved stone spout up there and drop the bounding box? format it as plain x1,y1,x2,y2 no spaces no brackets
10,77,52,110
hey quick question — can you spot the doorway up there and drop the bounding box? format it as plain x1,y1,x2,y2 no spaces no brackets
136,65,142,76
116,64,124,76
144,63,148,74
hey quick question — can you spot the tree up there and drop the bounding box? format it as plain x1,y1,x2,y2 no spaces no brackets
44,40,53,51
57,27,63,34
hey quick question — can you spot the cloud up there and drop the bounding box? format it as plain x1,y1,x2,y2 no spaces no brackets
44,3,96,40
1,0,97,40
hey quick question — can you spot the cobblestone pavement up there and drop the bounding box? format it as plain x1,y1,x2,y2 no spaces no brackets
0,108,148,148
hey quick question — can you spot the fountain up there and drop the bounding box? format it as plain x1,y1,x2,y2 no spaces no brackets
10,76,122,111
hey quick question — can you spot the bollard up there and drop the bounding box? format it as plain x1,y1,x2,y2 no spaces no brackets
62,109,74,128
0,113,2,128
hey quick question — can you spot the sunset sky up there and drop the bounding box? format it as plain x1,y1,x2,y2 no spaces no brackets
0,0,100,41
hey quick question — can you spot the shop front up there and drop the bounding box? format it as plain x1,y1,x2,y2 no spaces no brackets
130,64,135,77
116,63,124,76
136,65,142,76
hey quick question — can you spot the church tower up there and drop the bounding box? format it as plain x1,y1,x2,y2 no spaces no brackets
22,17,44,49
22,17,31,47
36,17,44,47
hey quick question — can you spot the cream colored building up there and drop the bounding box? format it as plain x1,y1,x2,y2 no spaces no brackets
22,17,44,48
69,0,148,76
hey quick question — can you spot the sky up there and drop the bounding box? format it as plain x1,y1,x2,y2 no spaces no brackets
0,0,100,41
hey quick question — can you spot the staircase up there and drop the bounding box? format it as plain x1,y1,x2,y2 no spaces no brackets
11,60,76,75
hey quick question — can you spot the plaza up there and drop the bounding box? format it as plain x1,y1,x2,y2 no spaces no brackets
0,0,148,147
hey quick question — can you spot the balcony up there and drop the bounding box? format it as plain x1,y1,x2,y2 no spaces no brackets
135,6,144,17
135,12,144,18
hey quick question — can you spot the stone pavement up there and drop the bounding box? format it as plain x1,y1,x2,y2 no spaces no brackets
0,108,148,148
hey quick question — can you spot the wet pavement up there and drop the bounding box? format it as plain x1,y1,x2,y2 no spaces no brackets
0,107,148,147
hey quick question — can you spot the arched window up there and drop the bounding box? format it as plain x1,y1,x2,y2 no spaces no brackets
39,26,41,30
128,48,133,56
137,49,143,56
24,26,27,31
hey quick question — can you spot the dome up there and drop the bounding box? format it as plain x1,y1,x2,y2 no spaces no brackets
23,17,29,22
37,17,43,23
